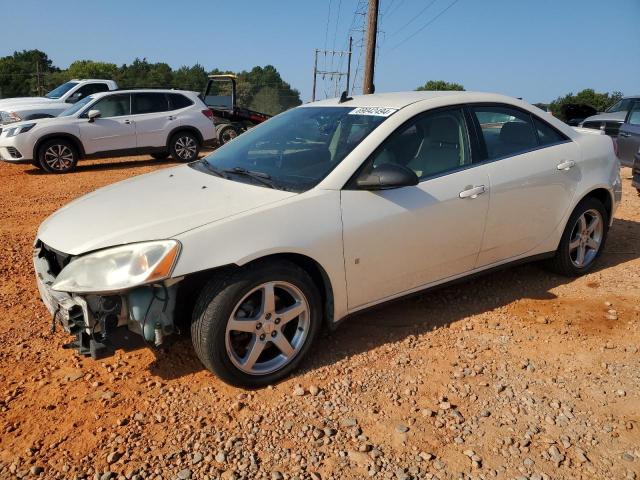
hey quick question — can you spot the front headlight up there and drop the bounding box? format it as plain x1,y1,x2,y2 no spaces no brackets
0,111,22,124
51,240,181,294
4,123,36,137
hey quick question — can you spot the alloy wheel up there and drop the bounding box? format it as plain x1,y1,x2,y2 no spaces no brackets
43,145,74,171
174,136,197,160
225,281,310,375
569,208,603,268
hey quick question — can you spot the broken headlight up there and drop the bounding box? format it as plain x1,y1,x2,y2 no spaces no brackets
51,240,180,294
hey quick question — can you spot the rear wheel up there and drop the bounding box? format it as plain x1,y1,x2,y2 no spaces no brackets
38,139,78,173
217,124,239,145
169,132,200,162
546,197,608,276
191,261,322,388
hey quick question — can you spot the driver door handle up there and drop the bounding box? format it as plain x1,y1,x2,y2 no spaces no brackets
459,185,486,199
619,132,630,138
557,160,575,170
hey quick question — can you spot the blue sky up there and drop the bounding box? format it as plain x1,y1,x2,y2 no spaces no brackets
3,0,639,103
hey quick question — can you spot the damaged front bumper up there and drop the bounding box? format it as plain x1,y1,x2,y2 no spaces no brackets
34,241,180,359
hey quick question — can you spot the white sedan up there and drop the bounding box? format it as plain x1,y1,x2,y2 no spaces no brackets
34,91,622,387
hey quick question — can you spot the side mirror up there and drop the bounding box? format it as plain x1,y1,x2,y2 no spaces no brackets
87,109,101,122
67,92,83,104
356,163,419,190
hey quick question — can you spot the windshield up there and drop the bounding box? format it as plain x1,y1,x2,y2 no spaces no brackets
606,98,634,113
59,96,94,116
197,106,393,192
45,82,79,99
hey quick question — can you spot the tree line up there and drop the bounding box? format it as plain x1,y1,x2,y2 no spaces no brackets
0,50,302,116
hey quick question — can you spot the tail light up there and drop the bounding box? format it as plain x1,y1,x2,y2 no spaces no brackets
202,109,214,122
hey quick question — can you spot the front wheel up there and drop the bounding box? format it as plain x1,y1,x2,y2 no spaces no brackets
546,197,608,276
38,139,78,173
191,261,322,388
169,132,200,162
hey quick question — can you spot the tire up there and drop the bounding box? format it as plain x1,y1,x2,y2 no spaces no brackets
546,197,609,276
191,260,322,388
151,152,169,160
217,124,239,145
169,131,200,162
38,139,78,173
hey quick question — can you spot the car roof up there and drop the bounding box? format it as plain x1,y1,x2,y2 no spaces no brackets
304,91,530,110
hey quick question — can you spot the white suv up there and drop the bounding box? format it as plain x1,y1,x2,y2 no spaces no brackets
0,89,215,173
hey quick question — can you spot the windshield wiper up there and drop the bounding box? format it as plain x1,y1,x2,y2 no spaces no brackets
197,160,229,179
223,167,277,189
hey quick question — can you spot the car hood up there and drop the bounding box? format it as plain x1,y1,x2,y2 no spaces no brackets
582,111,627,123
38,164,297,255
0,97,56,108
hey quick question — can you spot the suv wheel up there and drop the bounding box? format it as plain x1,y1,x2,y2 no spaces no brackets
38,139,78,173
191,261,322,388
170,132,200,162
546,197,608,276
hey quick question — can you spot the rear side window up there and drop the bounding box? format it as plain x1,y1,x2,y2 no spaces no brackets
533,117,567,146
472,106,538,159
132,93,169,114
168,93,194,110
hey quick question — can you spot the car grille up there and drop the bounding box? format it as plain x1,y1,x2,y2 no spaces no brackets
6,147,22,159
37,241,72,277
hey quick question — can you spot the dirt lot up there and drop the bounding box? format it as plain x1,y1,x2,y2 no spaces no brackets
0,157,638,480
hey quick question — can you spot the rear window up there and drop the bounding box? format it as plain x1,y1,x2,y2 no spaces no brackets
168,93,194,110
132,93,169,114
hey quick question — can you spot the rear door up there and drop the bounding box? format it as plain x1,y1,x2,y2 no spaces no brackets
131,92,173,147
469,104,580,266
78,93,136,154
618,101,640,167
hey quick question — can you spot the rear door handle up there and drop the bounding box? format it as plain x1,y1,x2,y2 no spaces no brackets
168,115,176,121
459,185,486,199
557,160,575,170
619,132,631,138
124,119,132,125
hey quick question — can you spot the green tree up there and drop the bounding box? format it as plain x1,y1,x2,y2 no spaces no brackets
0,49,56,98
416,80,465,91
65,60,120,81
549,89,624,120
172,64,208,91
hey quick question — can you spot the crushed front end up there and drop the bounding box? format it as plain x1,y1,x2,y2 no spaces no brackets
34,240,180,359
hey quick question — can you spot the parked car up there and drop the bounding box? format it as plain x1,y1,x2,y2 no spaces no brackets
0,89,215,172
0,79,118,125
33,91,621,387
617,100,640,167
579,95,640,136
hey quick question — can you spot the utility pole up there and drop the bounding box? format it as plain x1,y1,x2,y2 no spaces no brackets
35,61,43,96
311,40,353,102
362,0,379,95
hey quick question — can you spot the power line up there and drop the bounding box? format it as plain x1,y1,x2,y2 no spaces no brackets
384,0,406,18
388,0,438,37
390,0,461,50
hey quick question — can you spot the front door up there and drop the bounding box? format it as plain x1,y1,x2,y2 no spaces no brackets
340,107,489,310
469,104,581,266
618,101,640,167
79,93,136,154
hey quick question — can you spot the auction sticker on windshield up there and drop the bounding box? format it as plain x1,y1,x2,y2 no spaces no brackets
349,106,397,117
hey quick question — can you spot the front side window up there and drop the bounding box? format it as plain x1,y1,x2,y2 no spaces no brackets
367,108,471,180
197,106,391,192
87,94,131,118
74,83,110,100
627,102,640,126
132,93,169,114
45,81,78,99
472,106,538,159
